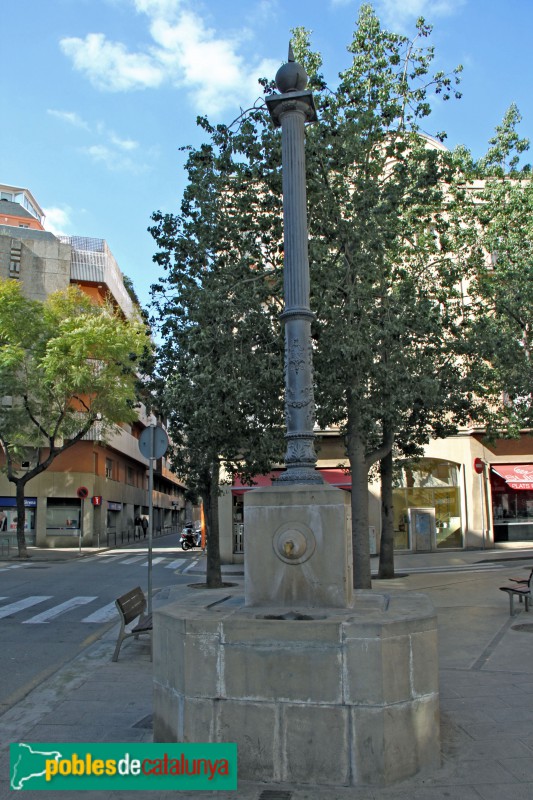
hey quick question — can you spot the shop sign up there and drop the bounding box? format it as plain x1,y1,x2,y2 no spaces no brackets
92,496,102,506
492,464,533,490
0,497,37,507
108,501,122,511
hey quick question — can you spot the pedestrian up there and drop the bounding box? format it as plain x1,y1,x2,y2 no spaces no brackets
141,516,148,538
134,515,142,539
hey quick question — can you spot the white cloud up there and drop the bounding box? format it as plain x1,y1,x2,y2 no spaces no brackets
43,206,73,236
375,0,465,29
60,33,163,91
59,0,278,114
46,109,90,129
48,109,141,171
83,144,147,173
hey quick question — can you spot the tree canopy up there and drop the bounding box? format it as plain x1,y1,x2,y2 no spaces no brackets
0,280,148,556
150,4,532,588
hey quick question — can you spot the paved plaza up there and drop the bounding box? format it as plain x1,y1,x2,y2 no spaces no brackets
1,545,533,799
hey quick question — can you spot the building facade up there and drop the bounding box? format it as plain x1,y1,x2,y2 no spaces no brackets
217,428,533,564
0,183,186,548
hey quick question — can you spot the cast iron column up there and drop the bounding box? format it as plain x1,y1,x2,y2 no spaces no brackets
266,47,322,484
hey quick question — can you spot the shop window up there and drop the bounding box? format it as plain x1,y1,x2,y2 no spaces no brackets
46,498,81,534
491,469,533,542
393,459,463,550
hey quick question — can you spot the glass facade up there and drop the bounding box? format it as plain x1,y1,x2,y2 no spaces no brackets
491,468,533,542
46,498,81,534
393,459,463,550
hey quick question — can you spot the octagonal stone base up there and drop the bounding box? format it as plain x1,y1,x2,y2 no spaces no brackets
153,591,440,787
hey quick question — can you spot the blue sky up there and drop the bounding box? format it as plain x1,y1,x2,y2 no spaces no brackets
2,0,532,307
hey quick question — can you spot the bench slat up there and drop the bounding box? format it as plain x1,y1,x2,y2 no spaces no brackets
112,587,152,662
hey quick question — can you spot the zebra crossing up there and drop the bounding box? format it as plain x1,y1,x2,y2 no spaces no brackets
0,554,201,625
82,552,201,570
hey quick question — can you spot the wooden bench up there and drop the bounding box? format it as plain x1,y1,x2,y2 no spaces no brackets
508,566,533,590
499,585,531,616
112,586,153,662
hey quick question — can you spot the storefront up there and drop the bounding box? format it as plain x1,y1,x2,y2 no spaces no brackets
490,464,533,542
107,501,123,539
392,459,463,551
45,498,81,537
0,497,37,544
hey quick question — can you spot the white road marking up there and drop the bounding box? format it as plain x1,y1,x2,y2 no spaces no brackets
183,560,199,573
82,601,118,623
165,559,186,569
23,596,96,624
139,557,166,567
120,556,146,565
0,596,52,619
0,564,24,573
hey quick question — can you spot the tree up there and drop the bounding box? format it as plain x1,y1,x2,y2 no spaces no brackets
151,6,486,590
0,281,148,557
294,11,479,587
469,105,533,436
150,126,285,588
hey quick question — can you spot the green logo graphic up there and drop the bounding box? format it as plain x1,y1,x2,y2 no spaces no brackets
10,742,237,791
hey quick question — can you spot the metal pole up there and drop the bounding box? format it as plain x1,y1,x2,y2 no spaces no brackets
479,472,486,550
266,47,322,485
79,498,83,555
147,425,154,614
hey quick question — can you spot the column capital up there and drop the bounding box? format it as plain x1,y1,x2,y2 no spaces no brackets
265,91,317,128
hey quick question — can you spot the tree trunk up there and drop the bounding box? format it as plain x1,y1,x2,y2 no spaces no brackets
378,445,395,579
346,402,372,589
14,478,29,559
204,461,223,589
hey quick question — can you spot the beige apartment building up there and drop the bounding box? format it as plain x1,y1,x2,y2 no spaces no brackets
217,427,533,564
0,183,186,548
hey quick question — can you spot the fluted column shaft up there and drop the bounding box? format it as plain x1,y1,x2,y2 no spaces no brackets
267,95,322,484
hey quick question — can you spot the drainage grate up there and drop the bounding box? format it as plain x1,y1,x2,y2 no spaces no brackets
511,623,533,633
258,792,292,800
132,714,153,729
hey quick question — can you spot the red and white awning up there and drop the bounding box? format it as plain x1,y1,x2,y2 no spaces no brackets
492,464,533,490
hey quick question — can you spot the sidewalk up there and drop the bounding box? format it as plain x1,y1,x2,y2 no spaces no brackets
2,548,533,799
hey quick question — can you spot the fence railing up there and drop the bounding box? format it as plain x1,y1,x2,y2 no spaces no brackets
106,524,181,548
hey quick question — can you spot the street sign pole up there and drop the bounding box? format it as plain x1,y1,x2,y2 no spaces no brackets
148,426,154,614
139,425,169,616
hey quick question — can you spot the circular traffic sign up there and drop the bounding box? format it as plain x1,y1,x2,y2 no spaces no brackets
473,458,485,475
77,486,89,499
139,425,169,460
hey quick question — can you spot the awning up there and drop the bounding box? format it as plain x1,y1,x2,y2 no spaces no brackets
232,467,352,495
491,464,533,490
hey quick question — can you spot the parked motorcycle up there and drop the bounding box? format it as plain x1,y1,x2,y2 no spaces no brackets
180,525,201,550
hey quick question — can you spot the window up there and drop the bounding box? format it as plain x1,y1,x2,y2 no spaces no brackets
46,499,81,532
393,459,463,550
105,458,113,479
9,241,21,278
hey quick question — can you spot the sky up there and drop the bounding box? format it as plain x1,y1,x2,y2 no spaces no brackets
2,0,532,308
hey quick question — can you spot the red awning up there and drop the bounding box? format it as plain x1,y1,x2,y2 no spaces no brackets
491,464,533,491
232,467,352,494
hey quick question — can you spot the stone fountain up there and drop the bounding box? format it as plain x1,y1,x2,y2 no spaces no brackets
152,47,440,788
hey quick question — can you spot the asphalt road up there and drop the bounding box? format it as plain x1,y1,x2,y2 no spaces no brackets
0,535,202,716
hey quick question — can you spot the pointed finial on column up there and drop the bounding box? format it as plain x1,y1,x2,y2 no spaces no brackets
275,43,308,93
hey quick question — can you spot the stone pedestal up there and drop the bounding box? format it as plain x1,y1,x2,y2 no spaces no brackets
153,592,440,786
244,484,353,608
